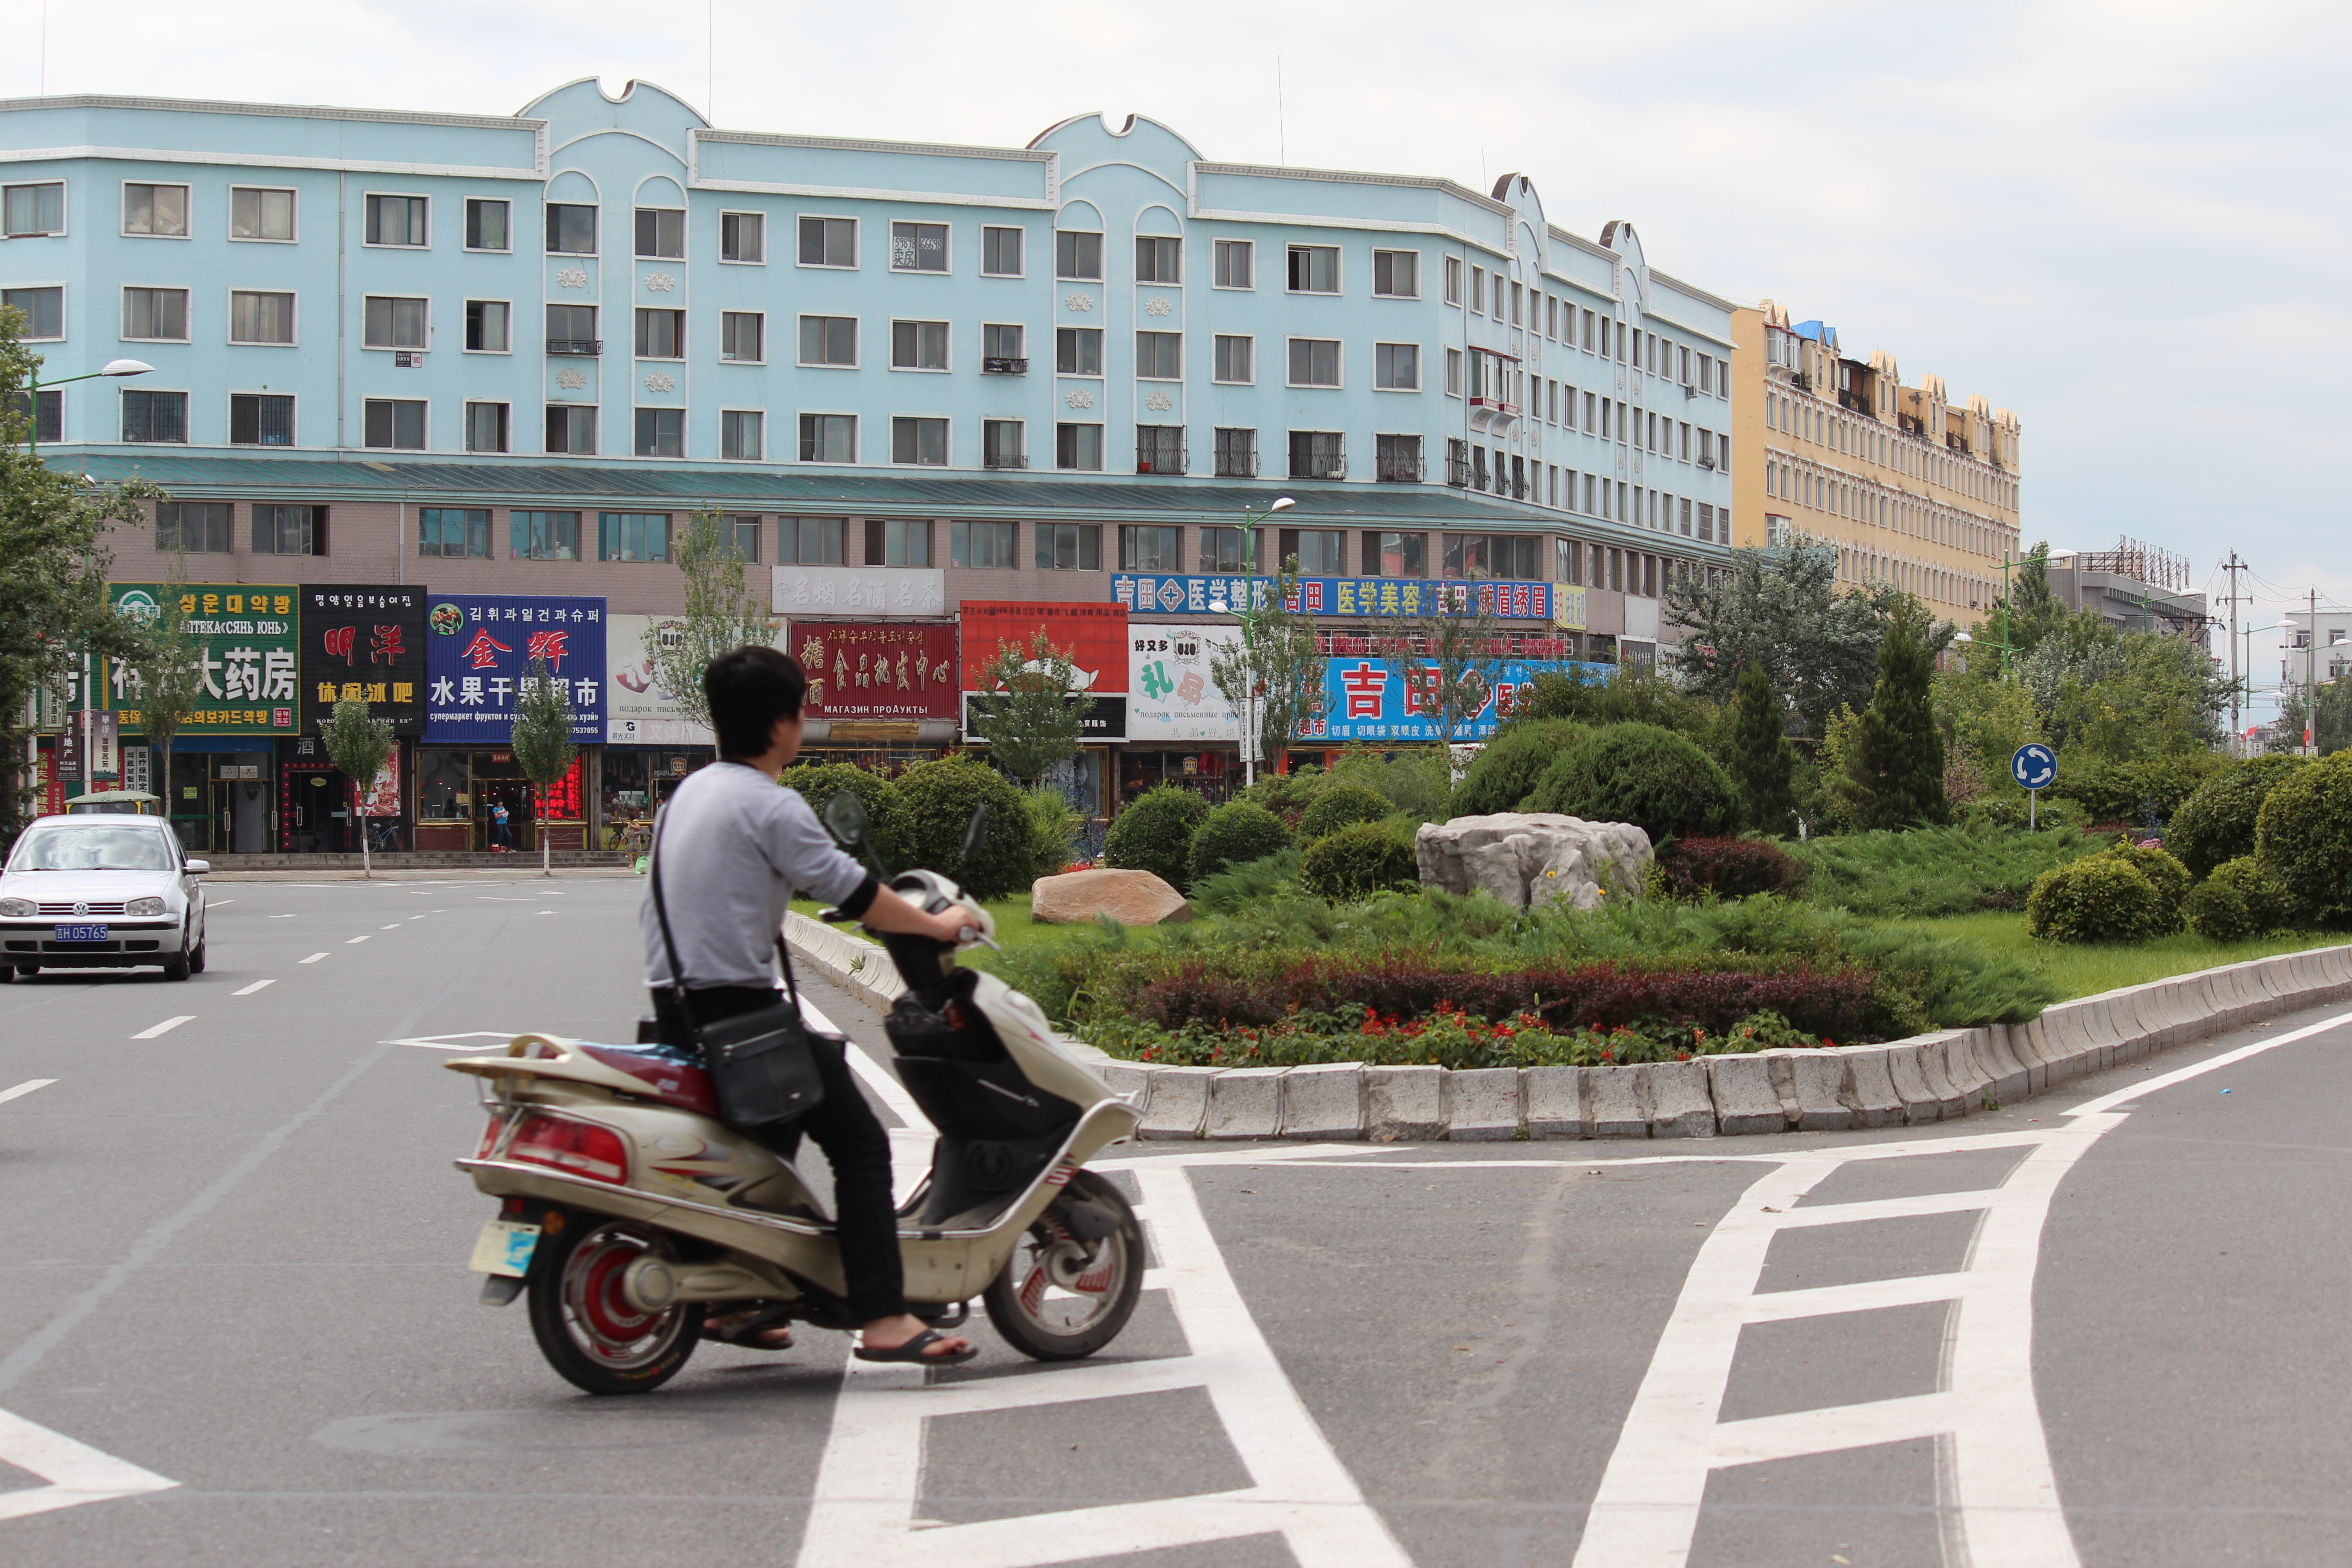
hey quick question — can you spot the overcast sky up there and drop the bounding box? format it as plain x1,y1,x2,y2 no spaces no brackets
15,0,2347,718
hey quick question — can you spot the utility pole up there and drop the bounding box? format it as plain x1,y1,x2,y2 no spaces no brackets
2225,552,2241,755
2308,588,2320,758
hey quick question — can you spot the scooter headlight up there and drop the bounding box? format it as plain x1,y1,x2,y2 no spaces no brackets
126,896,166,917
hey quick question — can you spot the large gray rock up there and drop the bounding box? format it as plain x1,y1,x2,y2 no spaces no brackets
1415,813,1652,911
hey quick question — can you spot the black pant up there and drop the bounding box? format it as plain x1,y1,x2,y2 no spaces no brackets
652,985,905,1323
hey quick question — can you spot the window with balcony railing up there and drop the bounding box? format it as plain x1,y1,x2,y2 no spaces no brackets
1377,433,1424,483
1136,425,1185,475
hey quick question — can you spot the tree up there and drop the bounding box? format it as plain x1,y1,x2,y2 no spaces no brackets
1512,661,1715,740
968,629,1084,783
1984,541,2069,658
510,654,579,877
1840,600,1950,829
318,696,396,878
124,551,207,813
1662,543,1889,741
1208,556,1325,776
642,509,773,741
1725,661,1798,835
2271,678,2350,758
1369,579,1502,776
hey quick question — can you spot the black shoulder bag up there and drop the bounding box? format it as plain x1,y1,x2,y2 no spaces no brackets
647,804,826,1128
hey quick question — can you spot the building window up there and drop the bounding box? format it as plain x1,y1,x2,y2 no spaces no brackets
798,216,857,267
1443,256,1462,305
545,203,597,255
1199,527,1249,573
1279,528,1347,575
1136,425,1185,475
890,220,948,271
635,207,685,259
1376,433,1423,483
155,501,231,554
1556,537,1583,585
789,517,846,564
7,387,62,442
720,409,764,460
891,416,948,466
510,510,580,560
363,193,427,247
982,225,1024,276
1136,330,1182,380
1214,427,1257,479
1212,334,1253,384
1469,267,1485,314
121,390,187,443
983,418,1025,469
600,512,671,563
417,506,490,558
1055,229,1103,281
545,404,597,455
462,197,508,251
1445,348,1464,397
1286,245,1339,293
1135,235,1181,283
1288,430,1344,480
719,515,761,561
1443,437,1470,487
1035,522,1100,571
122,182,189,237
463,299,510,353
1213,238,1254,289
226,290,295,346
3,286,62,339
254,505,326,556
1367,531,1426,578
799,412,856,462
3,181,65,237
362,295,426,350
230,186,296,242
720,211,765,264
545,304,598,355
799,315,858,366
983,323,1025,370
1374,343,1420,391
123,287,189,341
229,392,294,446
1286,338,1340,387
363,398,426,450
1117,525,1182,573
1372,250,1419,299
465,401,510,453
1055,421,1103,471
1055,326,1102,376
635,308,684,359
877,519,931,566
891,319,949,370
634,407,683,458
951,520,1018,569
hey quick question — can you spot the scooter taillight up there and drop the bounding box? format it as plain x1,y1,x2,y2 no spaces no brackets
506,1113,630,1185
476,1116,505,1157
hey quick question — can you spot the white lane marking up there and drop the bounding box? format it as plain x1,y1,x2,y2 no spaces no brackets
797,995,934,1194
130,1016,193,1040
232,980,275,996
0,1404,176,1521
206,899,234,906
0,1079,58,1106
381,924,402,930
383,1030,544,1051
2069,1007,2352,1116
793,1164,1411,1568
345,935,369,945
299,952,328,963
270,914,298,920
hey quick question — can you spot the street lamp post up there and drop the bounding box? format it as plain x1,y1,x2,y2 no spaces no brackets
2239,623,2281,756
20,358,153,458
1209,496,1294,789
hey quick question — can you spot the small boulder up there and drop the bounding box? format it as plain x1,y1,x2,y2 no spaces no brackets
1416,813,1651,911
1031,867,1193,926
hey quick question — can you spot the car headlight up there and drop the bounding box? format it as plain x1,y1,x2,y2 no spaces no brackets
0,897,33,918
126,896,166,917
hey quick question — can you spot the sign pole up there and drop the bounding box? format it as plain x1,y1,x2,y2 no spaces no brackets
2030,787,2037,832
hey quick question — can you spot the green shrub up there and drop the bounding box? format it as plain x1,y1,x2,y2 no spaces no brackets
1187,801,1294,885
1298,820,1419,901
1787,822,2097,916
1327,745,1454,822
1524,724,1740,843
2169,755,2310,878
1963,794,2072,832
1298,782,1393,840
2255,750,2352,924
1238,767,1324,825
1453,719,1586,816
1103,784,1210,891
2184,855,2298,942
1019,784,1087,881
2025,854,2164,943
2054,753,2225,828
2103,841,2190,933
779,761,910,871
892,754,1034,900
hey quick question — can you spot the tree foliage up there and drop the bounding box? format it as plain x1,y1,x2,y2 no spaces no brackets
1725,661,1798,835
318,696,396,876
1208,556,1325,775
643,509,773,738
1662,543,1889,739
1839,600,1950,831
2273,678,2352,758
511,654,580,875
1512,662,1715,740
124,551,208,789
968,628,1085,783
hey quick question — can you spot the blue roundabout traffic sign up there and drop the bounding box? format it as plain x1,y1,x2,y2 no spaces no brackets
2011,743,2058,791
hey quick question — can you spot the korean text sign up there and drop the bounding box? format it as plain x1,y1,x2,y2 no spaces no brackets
791,620,960,721
1111,574,1553,622
424,594,605,744
1300,658,1615,744
299,584,429,737
104,582,299,736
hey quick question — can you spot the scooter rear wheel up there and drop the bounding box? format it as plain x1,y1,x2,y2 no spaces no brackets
526,1216,704,1395
983,1172,1143,1361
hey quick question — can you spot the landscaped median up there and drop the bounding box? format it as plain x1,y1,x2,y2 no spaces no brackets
782,911,2352,1142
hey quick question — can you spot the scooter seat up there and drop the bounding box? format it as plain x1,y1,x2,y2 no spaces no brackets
577,1043,721,1118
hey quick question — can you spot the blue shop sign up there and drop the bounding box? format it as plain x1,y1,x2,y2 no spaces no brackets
1300,658,1615,744
1111,574,1555,622
424,593,607,744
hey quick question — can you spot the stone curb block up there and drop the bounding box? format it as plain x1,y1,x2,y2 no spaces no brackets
1937,1029,1993,1109
1449,1067,1525,1141
1139,1066,1218,1140
1707,1053,1787,1136
1097,1062,1154,1117
1206,1067,1285,1140
1838,1047,1906,1128
1778,1049,1853,1131
1912,1033,1969,1119
1974,1026,2030,1106
1368,1066,1447,1142
1884,1044,1941,1124
1589,1065,1648,1138
1645,1060,1717,1138
1280,1063,1366,1140
1524,1066,1587,1138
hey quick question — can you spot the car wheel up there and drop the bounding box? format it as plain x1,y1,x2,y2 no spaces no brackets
189,935,207,975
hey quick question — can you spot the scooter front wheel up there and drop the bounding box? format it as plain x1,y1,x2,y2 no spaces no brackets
526,1216,705,1395
983,1172,1143,1361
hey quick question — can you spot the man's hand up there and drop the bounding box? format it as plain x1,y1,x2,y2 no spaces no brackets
857,882,980,948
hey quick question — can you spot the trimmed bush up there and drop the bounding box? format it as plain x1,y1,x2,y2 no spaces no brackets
1298,782,1393,840
1019,784,1086,881
779,761,910,871
1238,768,1324,826
1656,836,1806,901
892,755,1034,900
1524,723,1740,843
2105,841,2190,931
1298,820,1419,902
2255,750,2352,924
1103,784,1210,892
2184,855,2298,942
1187,800,1294,885
2054,753,2226,829
2167,755,2309,877
2026,854,2165,943
1453,719,1586,816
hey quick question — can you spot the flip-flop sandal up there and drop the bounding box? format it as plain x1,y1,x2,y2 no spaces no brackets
854,1328,978,1366
703,1303,796,1350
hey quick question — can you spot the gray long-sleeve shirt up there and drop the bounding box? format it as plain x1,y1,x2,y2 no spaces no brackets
640,761,873,991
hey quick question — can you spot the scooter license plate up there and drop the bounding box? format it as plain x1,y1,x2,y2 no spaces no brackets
469,1220,540,1278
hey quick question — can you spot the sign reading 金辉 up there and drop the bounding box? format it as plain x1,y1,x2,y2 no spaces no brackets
1111,574,1556,622
1300,658,1618,744
299,585,429,737
103,581,301,737
423,594,605,744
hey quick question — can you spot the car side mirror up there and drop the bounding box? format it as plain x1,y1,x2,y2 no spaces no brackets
184,860,211,876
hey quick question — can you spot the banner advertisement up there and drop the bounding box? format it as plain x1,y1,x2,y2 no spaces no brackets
1112,573,1554,622
960,601,1129,745
104,582,300,736
299,585,430,737
771,565,947,619
1300,658,1614,745
89,710,120,782
1128,624,1245,742
358,760,402,817
423,594,605,744
790,620,960,722
605,613,714,747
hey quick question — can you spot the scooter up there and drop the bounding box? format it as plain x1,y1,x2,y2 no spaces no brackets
445,794,1145,1394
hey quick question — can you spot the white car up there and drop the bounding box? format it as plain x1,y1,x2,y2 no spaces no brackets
0,813,210,981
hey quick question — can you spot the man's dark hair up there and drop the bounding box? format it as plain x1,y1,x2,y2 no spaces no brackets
704,646,806,758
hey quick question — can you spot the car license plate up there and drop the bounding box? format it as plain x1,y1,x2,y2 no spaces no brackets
53,924,108,942
469,1220,540,1278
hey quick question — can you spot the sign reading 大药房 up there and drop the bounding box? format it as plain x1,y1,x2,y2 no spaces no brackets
424,594,605,744
104,581,300,737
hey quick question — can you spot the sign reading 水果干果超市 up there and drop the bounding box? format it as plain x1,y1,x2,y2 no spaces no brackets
423,594,605,744
103,582,300,737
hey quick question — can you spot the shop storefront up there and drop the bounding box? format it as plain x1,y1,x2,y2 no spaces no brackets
1123,622,1246,809
960,601,1127,828
295,585,427,853
420,593,604,852
596,748,704,853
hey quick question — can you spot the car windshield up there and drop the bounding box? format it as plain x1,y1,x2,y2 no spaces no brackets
9,824,179,872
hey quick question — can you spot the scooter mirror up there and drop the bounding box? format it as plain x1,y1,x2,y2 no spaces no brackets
823,790,869,848
960,802,989,867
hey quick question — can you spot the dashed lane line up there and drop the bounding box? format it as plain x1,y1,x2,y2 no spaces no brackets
0,1079,57,1106
299,953,328,964
345,935,370,945
130,1017,193,1040
381,924,403,930
232,980,275,996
